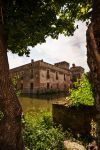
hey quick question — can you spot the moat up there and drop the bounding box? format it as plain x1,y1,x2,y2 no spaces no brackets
19,95,66,112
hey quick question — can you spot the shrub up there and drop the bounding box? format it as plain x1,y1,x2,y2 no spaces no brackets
23,111,65,150
68,74,94,106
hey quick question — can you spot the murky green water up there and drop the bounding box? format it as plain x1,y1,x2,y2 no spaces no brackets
19,96,66,113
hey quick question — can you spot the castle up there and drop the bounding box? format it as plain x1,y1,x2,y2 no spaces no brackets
10,59,84,94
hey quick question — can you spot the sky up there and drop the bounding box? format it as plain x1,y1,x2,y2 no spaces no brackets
8,22,89,72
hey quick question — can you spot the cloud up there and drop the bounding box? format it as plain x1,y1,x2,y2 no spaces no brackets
8,21,89,71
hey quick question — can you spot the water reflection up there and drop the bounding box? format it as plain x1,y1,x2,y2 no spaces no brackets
19,95,66,113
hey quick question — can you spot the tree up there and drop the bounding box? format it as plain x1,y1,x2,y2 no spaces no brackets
0,1,69,150
0,1,83,150
86,0,100,147
0,0,100,149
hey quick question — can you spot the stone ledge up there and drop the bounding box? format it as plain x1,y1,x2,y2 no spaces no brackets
52,103,96,137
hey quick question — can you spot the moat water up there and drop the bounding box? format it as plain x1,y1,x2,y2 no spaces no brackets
19,94,66,112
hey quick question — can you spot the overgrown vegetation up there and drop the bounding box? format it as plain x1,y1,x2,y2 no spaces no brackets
23,111,65,150
68,74,94,106
23,111,93,150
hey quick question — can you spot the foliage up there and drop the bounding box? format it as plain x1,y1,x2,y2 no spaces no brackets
22,111,94,149
68,74,94,106
23,111,65,150
6,0,92,56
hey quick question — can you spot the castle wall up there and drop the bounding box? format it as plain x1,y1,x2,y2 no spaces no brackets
10,60,84,94
38,61,71,93
70,64,84,83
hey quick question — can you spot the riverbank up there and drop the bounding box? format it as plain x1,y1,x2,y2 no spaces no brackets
20,91,68,99
19,95,66,112
23,111,92,150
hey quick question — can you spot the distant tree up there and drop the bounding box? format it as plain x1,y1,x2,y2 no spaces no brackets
0,0,100,149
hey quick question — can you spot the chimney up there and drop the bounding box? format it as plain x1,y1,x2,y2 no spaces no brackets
72,64,75,67
31,59,34,63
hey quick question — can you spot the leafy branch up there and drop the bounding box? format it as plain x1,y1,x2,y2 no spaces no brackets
68,74,94,106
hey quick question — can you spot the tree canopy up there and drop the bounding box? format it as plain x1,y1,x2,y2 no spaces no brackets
6,0,92,56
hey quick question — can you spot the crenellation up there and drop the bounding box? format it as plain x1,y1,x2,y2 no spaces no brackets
54,61,69,70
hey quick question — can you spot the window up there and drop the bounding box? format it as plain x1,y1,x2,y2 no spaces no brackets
47,83,50,89
21,83,23,90
47,70,50,79
30,69,33,78
64,74,66,81
30,83,33,90
56,72,58,80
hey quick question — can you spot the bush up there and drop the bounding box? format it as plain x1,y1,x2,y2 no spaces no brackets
68,74,94,106
23,111,65,150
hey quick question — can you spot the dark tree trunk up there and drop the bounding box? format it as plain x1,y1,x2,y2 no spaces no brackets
0,1,24,150
87,0,100,148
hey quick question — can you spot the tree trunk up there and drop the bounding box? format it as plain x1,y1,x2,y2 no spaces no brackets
87,0,100,148
0,1,24,150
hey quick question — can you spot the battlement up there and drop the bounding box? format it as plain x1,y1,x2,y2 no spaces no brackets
54,61,69,70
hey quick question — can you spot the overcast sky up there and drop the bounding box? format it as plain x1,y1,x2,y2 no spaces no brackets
8,21,89,72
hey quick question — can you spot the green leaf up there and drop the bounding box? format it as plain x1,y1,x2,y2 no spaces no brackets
68,74,94,106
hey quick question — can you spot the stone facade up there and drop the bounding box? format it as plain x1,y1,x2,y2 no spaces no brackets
10,60,84,94
52,103,96,137
70,64,84,83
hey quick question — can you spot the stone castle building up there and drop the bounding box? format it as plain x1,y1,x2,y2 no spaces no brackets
10,60,84,94
70,64,84,83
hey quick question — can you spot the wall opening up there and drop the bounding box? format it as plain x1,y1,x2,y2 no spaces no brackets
30,82,33,90
47,83,50,89
47,70,50,79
